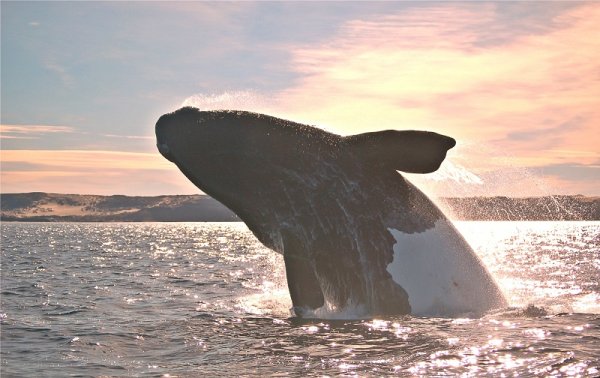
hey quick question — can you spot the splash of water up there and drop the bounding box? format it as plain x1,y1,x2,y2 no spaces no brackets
182,91,280,115
424,160,484,185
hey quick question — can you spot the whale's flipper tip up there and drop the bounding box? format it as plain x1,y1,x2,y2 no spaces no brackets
346,130,456,174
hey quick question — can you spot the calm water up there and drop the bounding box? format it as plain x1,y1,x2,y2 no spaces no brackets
1,222,599,377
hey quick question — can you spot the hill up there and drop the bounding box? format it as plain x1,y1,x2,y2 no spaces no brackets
0,193,239,222
1,192,598,222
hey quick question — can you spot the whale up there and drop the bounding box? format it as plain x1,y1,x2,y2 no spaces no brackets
155,107,507,318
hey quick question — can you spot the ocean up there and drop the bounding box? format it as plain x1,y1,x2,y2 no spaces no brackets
1,222,599,377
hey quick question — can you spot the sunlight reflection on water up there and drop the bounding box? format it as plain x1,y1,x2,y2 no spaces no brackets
1,222,599,376
456,221,600,313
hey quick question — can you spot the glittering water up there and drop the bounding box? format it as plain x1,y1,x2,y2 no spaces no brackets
1,222,599,376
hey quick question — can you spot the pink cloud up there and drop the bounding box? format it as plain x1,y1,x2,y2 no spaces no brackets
1,150,169,170
276,3,600,176
1,150,197,195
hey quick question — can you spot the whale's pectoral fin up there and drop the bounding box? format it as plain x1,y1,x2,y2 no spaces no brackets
346,130,456,173
281,230,325,312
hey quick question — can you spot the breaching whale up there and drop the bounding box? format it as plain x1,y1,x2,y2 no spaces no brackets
155,107,507,318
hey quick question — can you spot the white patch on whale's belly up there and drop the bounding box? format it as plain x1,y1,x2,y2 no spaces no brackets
387,221,503,316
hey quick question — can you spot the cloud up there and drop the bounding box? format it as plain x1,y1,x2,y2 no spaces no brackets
0,124,76,139
506,117,584,142
529,162,600,183
42,59,75,88
0,150,196,195
274,3,600,171
182,4,599,195
4,2,598,196
0,124,157,153
1,150,171,170
524,161,600,196
232,2,598,197
100,134,154,140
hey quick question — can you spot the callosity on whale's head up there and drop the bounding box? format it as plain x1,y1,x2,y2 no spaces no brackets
156,106,507,318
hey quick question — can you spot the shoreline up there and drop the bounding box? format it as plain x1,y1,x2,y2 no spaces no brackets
2,193,598,222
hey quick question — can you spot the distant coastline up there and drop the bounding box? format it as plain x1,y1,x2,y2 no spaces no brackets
1,192,598,222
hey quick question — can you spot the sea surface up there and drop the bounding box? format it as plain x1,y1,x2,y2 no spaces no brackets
1,221,599,377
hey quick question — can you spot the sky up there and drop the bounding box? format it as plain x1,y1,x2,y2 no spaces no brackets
1,1,599,197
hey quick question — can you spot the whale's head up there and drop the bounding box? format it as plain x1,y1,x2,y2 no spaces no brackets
156,107,249,160
155,107,337,217
157,107,257,195
156,107,229,164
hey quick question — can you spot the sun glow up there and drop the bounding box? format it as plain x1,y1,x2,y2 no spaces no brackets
0,150,196,195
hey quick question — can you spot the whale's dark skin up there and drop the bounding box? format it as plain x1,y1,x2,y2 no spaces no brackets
155,107,504,317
